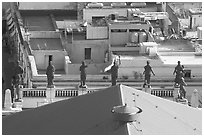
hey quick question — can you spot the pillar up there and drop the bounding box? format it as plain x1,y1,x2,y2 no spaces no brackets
191,89,199,108
4,89,12,110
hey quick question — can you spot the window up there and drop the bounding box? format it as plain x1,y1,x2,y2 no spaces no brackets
85,48,91,60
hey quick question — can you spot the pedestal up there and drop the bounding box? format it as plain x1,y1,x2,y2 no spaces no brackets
47,84,55,88
78,84,88,95
173,87,180,101
146,86,151,94
46,87,56,102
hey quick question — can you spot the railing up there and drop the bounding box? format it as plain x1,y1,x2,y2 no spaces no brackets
55,90,78,97
21,88,98,108
21,88,97,98
22,89,46,97
151,88,174,97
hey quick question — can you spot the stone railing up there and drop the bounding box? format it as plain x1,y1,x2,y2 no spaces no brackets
20,87,98,108
55,89,78,97
21,88,97,98
22,89,46,97
151,88,174,97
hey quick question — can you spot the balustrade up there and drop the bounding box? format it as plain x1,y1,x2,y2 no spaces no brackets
22,88,97,98
55,90,79,97
151,89,174,97
22,90,46,97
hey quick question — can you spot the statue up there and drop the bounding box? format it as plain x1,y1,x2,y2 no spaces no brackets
143,61,155,86
79,61,88,88
173,61,184,86
46,61,55,88
110,61,119,86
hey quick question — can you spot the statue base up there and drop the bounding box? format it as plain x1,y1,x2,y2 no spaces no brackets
78,84,88,89
47,85,55,88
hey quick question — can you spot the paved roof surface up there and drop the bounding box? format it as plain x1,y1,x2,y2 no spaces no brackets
2,85,202,135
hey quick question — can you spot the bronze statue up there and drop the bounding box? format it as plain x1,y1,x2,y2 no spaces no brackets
46,61,55,88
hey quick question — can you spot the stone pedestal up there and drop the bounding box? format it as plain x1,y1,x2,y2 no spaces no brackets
78,84,88,95
47,84,55,88
173,87,180,101
146,86,151,94
143,85,151,94
46,87,56,102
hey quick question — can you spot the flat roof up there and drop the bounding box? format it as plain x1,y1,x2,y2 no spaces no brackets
159,55,202,65
30,38,64,50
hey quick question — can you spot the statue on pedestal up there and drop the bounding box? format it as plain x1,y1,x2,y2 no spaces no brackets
46,61,55,88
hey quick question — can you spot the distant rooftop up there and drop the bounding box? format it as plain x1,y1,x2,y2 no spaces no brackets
19,2,77,10
189,8,202,14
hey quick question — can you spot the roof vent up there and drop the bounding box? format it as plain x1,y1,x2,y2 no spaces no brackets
111,104,142,122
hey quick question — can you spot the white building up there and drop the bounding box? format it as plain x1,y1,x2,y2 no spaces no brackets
189,8,202,30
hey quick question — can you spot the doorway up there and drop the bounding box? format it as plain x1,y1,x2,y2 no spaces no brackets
44,55,53,69
85,48,91,60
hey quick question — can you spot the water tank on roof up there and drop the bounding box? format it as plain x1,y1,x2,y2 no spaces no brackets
130,2,146,7
131,32,139,43
87,2,103,8
111,2,127,8
139,32,147,43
